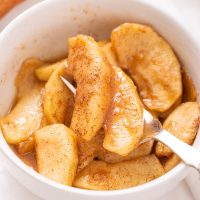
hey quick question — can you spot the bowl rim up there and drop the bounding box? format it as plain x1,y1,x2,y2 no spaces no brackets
0,0,198,196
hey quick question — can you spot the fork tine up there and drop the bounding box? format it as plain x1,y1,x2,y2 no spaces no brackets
60,76,76,94
143,109,154,123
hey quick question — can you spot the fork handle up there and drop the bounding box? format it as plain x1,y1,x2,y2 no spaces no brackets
154,130,200,173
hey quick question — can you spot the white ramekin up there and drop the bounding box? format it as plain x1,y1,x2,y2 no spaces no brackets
0,0,199,199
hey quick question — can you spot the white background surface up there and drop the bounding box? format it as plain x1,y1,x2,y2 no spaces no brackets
0,0,199,199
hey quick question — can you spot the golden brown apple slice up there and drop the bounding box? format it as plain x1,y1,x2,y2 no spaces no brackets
43,63,74,125
15,58,44,100
68,35,111,141
98,41,119,67
35,59,68,81
17,135,35,155
17,115,51,155
77,129,104,172
78,129,153,171
97,140,153,163
14,58,45,149
156,102,200,157
182,71,197,102
111,23,182,112
1,86,43,144
101,42,143,155
35,124,78,185
158,96,182,120
163,154,180,172
74,155,164,190
39,116,49,128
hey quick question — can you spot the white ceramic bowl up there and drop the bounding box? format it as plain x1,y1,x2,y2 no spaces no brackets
0,0,200,199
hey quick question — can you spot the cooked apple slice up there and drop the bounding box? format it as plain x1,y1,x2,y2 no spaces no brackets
68,35,111,141
101,42,143,155
98,140,153,163
17,115,50,155
1,86,43,144
17,135,35,155
39,116,49,128
98,40,110,47
15,58,44,99
158,96,182,120
98,41,119,67
163,154,180,172
77,129,104,172
78,129,153,168
35,59,68,81
156,102,200,157
43,63,74,125
111,23,182,112
182,71,197,102
35,124,78,185
74,155,164,190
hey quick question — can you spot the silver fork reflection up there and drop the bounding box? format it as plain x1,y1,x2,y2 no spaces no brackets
60,76,200,173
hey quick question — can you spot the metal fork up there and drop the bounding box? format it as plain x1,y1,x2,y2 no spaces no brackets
61,76,200,173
